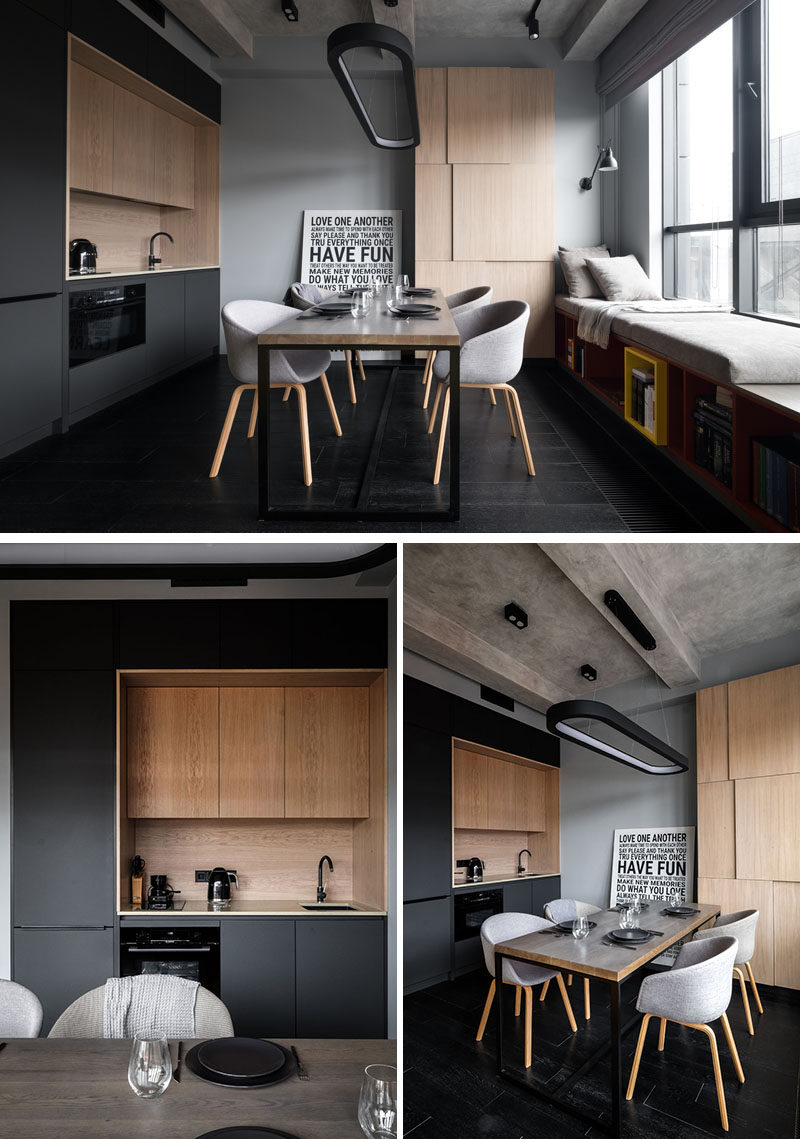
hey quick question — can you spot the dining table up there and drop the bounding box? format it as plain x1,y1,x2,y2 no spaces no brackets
0,1036,395,1138
256,288,460,522
494,902,721,1139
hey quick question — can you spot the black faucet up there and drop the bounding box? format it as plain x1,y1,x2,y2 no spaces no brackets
317,855,334,903
517,848,532,875
148,231,174,269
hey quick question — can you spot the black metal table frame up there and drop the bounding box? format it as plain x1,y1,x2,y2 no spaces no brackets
257,340,460,522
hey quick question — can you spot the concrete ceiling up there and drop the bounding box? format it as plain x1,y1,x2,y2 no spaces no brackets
403,543,800,713
161,0,648,60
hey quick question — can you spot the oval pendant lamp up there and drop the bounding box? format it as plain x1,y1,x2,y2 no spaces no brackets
546,699,689,775
327,22,420,149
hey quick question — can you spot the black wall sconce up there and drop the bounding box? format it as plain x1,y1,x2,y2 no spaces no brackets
327,23,420,149
579,138,618,191
546,699,689,775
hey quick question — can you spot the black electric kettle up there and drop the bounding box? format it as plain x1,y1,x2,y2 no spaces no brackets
207,866,239,904
69,238,98,274
467,857,485,882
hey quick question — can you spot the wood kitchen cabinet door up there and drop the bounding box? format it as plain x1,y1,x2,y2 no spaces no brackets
112,86,156,203
219,687,284,818
70,63,114,194
514,764,546,832
153,106,194,209
485,756,516,830
452,747,488,829
284,688,370,818
127,687,219,817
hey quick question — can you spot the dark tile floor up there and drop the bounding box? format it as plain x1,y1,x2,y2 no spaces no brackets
0,355,747,532
404,970,799,1139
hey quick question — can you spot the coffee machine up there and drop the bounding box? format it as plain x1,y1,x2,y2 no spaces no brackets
146,874,180,910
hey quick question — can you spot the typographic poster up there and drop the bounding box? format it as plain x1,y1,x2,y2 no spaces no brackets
301,209,402,292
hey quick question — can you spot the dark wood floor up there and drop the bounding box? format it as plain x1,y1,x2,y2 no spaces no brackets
404,969,798,1139
0,354,746,533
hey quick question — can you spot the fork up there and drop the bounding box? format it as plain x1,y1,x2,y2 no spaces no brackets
291,1045,309,1080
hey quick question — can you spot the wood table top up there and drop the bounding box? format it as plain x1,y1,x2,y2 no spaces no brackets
0,1037,395,1138
496,903,720,983
257,288,460,349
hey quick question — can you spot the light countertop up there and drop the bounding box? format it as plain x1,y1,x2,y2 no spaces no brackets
452,872,559,890
119,898,385,917
66,265,219,282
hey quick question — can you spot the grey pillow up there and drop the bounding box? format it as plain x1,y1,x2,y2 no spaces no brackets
585,254,662,302
558,244,610,298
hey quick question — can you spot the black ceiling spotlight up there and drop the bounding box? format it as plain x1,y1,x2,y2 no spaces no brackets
546,700,689,775
327,23,420,149
603,590,657,650
282,0,298,22
527,0,542,39
580,663,597,682
504,602,528,629
384,0,399,5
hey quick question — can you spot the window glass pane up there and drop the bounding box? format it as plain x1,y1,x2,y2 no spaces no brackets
675,230,733,304
675,21,733,224
766,0,800,202
757,224,800,318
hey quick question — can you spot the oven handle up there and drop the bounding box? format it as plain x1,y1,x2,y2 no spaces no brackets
125,947,213,953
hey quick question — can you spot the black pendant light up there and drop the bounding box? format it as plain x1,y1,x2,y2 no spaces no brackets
545,699,689,775
327,22,420,149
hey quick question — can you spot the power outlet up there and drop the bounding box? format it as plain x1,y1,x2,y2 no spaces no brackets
195,870,210,882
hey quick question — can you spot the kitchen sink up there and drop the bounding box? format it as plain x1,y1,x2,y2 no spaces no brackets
300,903,357,910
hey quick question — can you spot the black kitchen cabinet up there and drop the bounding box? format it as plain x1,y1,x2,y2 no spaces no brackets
146,273,186,376
185,270,220,359
19,0,67,24
404,676,451,733
452,694,560,768
0,297,63,451
291,599,388,667
219,601,292,668
503,878,533,915
10,601,114,670
532,876,561,918
2,3,65,301
12,671,116,928
403,899,451,993
221,920,295,1037
70,0,148,79
184,59,222,123
404,723,452,902
296,919,385,1038
69,344,150,419
147,31,186,104
118,600,221,667
14,928,114,1035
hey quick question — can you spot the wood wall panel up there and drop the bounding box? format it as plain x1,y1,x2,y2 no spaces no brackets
162,121,220,267
70,62,114,194
511,69,555,165
696,683,729,783
452,747,488,830
728,664,800,779
127,687,218,818
416,67,447,165
773,881,800,989
735,773,800,882
447,68,511,164
415,165,452,261
69,192,161,272
452,164,554,261
697,876,774,984
454,827,530,879
219,688,284,818
352,672,388,910
697,781,735,879
284,687,369,818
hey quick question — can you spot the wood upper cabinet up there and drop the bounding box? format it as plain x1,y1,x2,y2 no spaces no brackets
485,756,516,830
454,749,548,832
452,748,488,829
219,688,285,818
284,688,370,818
127,687,219,818
153,105,195,209
70,63,114,194
112,86,156,203
514,764,546,832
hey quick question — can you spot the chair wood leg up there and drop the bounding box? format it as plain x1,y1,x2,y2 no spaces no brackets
210,383,251,477
344,351,357,404
503,384,535,476
734,966,754,1035
539,979,549,1002
696,1023,729,1131
292,383,312,486
626,1014,651,1100
488,388,497,405
475,979,495,1041
432,388,450,485
720,1012,745,1084
318,373,342,436
282,385,291,402
502,389,517,438
658,1017,666,1051
514,986,521,1017
247,390,259,438
524,986,533,1068
555,972,577,1032
354,348,366,381
567,974,572,986
583,977,591,1021
422,351,437,408
428,381,443,432
745,961,764,1014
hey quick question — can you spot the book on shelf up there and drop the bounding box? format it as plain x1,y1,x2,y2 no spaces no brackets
752,435,800,530
630,370,655,431
693,410,732,488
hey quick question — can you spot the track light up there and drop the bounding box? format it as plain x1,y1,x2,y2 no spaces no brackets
527,0,542,39
603,590,656,650
282,0,298,21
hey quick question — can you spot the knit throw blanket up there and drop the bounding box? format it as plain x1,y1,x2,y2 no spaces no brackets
103,975,199,1039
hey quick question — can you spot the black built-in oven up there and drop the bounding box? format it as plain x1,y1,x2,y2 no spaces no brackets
454,889,503,941
69,283,146,367
119,926,221,995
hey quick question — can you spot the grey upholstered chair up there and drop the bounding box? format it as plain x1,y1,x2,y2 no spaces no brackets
694,909,762,1035
427,300,533,485
0,980,43,1037
476,912,577,1068
48,982,234,1038
288,282,365,404
626,935,744,1132
213,300,341,484
421,285,493,408
544,898,602,1020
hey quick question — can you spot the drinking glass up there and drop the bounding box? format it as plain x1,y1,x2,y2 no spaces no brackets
572,915,590,940
668,890,682,910
350,290,370,319
396,274,410,292
358,1064,397,1138
128,1034,172,1098
630,895,642,916
619,908,635,930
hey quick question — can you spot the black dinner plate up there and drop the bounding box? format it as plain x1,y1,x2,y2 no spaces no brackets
664,905,698,916
312,300,354,313
391,303,440,315
556,920,597,932
608,928,650,943
616,902,650,911
185,1038,295,1088
403,287,435,296
194,1130,300,1138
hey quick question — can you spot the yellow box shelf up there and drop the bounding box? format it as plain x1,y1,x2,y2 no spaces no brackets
624,346,668,445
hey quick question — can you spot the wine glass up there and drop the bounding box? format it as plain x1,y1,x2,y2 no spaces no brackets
350,290,370,319
128,1035,172,1098
572,915,590,941
358,1063,397,1138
